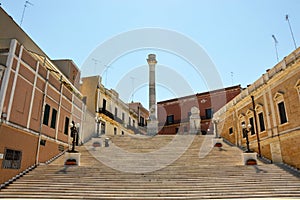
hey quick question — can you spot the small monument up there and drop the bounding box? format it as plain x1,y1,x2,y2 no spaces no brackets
189,106,201,134
65,121,81,165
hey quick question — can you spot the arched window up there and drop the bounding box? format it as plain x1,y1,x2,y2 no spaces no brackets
273,92,288,125
246,110,255,135
255,104,266,132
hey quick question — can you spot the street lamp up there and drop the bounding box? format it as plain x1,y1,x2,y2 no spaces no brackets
95,116,102,137
70,121,80,152
241,122,252,153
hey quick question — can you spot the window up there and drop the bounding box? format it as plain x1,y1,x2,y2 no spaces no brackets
229,127,233,135
64,117,70,135
114,127,117,135
274,92,288,125
258,112,265,132
50,108,57,129
133,120,135,127
122,113,125,122
205,108,213,119
249,117,255,135
139,116,145,126
166,115,174,125
128,117,131,126
115,107,118,117
43,104,51,125
2,149,22,169
241,121,246,138
278,102,288,124
102,99,106,111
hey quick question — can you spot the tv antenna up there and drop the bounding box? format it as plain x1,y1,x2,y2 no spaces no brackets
272,35,279,62
92,58,101,68
285,14,297,49
20,0,33,26
102,65,113,87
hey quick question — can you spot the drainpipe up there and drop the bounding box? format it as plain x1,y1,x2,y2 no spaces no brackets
35,57,49,165
251,95,261,157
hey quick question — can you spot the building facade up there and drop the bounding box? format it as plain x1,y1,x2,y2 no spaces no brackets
81,76,148,136
157,85,241,135
0,8,90,184
129,102,149,135
214,47,300,169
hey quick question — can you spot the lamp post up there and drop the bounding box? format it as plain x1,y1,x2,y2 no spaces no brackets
70,121,80,152
95,116,102,137
241,122,252,153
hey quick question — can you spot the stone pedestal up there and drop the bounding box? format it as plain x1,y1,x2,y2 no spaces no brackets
147,120,158,136
242,152,257,165
212,138,223,148
64,151,81,166
92,137,102,150
270,141,283,163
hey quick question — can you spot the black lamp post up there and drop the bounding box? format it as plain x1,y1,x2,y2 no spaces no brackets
70,121,79,152
241,122,252,153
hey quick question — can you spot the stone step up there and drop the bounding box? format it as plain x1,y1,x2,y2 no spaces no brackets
1,135,299,199
1,191,300,199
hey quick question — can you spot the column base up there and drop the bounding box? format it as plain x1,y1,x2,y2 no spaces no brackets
147,120,158,136
65,152,81,166
242,152,258,165
92,137,102,150
212,138,223,148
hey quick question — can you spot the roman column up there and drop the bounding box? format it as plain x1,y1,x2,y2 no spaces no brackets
147,54,158,135
147,54,157,119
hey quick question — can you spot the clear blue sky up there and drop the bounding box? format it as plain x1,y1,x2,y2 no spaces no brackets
2,0,300,108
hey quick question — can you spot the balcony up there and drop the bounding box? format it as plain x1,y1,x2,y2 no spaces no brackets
138,122,146,127
98,108,114,120
127,124,138,134
115,116,123,124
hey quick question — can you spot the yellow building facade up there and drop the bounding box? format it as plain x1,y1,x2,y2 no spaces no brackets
81,76,146,136
214,47,300,169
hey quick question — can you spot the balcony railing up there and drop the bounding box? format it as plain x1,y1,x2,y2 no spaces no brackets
115,116,123,124
127,124,138,134
98,108,114,120
138,122,146,127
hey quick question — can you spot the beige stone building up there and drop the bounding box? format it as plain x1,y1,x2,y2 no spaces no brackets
0,7,95,184
81,76,148,136
129,102,149,135
214,47,300,169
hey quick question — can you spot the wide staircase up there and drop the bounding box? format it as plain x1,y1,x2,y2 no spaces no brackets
1,134,300,199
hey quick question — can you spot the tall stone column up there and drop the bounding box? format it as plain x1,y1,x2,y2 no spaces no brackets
147,54,158,135
147,54,157,119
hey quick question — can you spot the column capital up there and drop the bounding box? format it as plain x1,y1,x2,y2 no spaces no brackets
147,54,157,65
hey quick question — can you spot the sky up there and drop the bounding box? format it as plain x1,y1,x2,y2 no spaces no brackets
1,0,300,108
